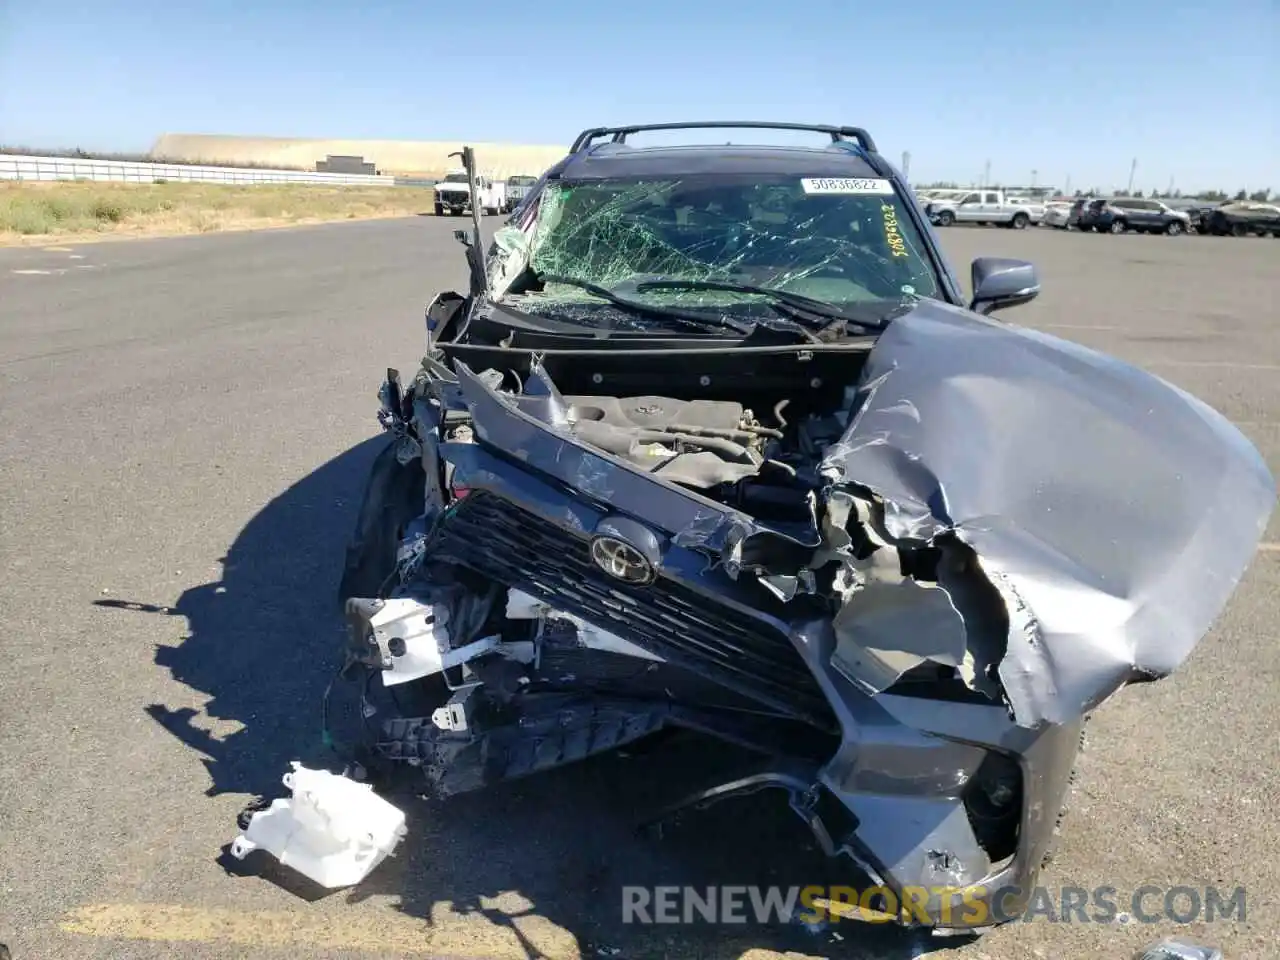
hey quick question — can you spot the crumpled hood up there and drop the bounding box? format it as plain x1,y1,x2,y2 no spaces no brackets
821,299,1276,726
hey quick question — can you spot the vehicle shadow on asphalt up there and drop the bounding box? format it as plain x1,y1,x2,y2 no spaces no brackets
101,436,970,960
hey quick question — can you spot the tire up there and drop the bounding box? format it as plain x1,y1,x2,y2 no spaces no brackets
1109,219,1126,234
1164,220,1184,236
1231,222,1248,237
433,202,443,217
936,210,955,227
1011,212,1030,230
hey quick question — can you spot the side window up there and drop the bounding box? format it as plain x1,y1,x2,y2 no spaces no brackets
984,192,1000,204
959,192,979,204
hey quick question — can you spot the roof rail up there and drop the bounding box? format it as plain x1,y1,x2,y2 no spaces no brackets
568,121,878,155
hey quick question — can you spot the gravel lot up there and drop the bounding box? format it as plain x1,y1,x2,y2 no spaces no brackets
0,220,1275,960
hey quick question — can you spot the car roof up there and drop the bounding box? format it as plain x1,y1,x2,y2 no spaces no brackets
557,142,885,182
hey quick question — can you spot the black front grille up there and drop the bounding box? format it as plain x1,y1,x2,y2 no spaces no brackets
434,492,831,725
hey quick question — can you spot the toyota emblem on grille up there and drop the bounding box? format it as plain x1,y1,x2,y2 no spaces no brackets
590,535,655,585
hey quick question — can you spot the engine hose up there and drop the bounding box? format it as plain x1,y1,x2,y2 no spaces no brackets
662,422,784,441
632,429,756,464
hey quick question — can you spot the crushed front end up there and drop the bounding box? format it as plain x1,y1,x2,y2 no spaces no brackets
332,292,1275,931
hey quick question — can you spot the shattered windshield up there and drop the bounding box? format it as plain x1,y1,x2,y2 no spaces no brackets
442,173,469,183
520,175,942,312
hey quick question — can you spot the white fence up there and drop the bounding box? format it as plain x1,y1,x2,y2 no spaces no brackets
0,153,394,187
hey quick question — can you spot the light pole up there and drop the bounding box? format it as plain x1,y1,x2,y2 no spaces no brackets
1126,158,1137,194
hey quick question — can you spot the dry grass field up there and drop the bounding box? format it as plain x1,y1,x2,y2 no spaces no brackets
0,181,438,244
151,133,567,179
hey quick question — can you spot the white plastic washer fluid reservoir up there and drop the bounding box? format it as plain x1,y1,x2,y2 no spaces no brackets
230,762,408,888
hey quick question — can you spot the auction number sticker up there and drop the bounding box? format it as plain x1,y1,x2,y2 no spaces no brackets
800,177,895,195
881,203,909,257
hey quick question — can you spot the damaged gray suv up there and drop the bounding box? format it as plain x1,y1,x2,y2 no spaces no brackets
335,122,1276,931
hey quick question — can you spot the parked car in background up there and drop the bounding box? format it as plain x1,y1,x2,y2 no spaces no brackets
1181,204,1209,233
926,189,1044,228
1066,197,1093,229
1077,197,1190,235
1040,200,1074,228
1076,199,1108,232
1202,202,1280,237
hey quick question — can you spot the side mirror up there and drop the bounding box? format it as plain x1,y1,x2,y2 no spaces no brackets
452,229,473,248
969,257,1039,315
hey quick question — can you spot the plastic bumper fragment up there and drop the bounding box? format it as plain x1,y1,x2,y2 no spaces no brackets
230,762,407,888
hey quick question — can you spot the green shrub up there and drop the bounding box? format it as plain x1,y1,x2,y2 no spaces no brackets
91,199,125,223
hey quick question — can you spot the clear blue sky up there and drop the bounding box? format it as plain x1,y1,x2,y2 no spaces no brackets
1,0,1276,193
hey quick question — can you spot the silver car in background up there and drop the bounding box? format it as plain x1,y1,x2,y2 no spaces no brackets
1040,200,1074,228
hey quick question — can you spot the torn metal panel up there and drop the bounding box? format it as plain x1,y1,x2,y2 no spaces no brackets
791,614,1086,909
821,300,1276,726
831,575,969,694
819,488,1005,699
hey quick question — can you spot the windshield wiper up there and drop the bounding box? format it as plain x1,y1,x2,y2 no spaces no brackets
536,273,753,335
621,277,896,332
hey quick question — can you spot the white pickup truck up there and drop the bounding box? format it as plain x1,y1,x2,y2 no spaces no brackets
926,189,1044,229
433,169,508,217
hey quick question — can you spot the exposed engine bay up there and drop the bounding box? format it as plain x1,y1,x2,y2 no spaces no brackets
555,394,780,489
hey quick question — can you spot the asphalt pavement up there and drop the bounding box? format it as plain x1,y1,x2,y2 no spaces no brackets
0,219,1276,960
